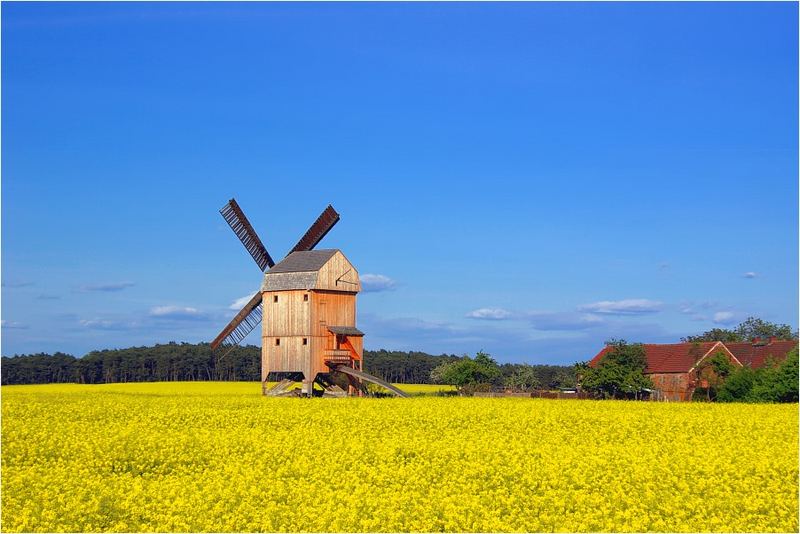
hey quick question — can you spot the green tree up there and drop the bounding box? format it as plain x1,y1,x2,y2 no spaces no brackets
580,340,653,399
430,351,501,394
747,349,799,403
772,348,799,402
505,365,540,392
734,317,797,341
682,317,797,343
695,351,735,401
717,348,798,403
682,328,743,343
716,366,757,402
500,363,576,389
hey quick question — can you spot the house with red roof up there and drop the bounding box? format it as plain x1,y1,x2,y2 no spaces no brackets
588,338,797,401
722,340,799,370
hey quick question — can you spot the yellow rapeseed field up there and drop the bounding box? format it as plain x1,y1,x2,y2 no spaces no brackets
1,382,797,532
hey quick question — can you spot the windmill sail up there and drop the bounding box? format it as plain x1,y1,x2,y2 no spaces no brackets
210,292,263,359
220,199,275,271
289,205,340,254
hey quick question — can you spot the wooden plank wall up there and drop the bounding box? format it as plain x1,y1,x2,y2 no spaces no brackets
263,336,311,376
262,289,310,336
310,290,358,377
316,251,361,292
261,290,311,377
649,373,692,401
310,290,356,336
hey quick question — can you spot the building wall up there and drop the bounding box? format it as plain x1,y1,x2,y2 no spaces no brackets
310,290,356,337
309,290,359,377
261,290,312,379
315,251,361,292
648,373,694,401
261,288,362,382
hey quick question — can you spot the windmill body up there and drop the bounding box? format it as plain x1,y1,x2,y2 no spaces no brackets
261,249,363,395
211,199,407,397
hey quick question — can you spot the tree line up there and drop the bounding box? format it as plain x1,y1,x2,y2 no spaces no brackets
4,316,794,397
681,316,798,343
1,343,261,385
429,351,577,394
1,344,574,387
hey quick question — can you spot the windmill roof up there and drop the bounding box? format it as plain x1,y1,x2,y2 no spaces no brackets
268,249,339,274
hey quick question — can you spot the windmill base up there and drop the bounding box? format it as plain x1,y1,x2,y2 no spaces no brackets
262,369,408,398
261,372,358,397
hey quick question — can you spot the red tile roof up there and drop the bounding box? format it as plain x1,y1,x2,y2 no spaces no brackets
589,342,721,374
724,340,797,369
589,340,798,374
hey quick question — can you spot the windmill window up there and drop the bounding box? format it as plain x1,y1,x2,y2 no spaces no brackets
302,338,308,345
273,295,278,303
275,338,280,346
303,294,309,302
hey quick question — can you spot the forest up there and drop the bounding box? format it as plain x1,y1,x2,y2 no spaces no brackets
0,343,577,387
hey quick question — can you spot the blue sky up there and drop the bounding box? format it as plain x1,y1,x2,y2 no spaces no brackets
2,2,797,364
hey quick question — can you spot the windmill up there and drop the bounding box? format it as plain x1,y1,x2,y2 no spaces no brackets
210,199,407,397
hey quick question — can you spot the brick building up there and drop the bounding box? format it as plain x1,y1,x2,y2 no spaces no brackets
588,338,797,401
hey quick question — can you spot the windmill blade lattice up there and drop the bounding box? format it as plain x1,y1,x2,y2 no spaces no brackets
289,205,340,254
220,199,275,271
211,201,340,359
210,292,263,359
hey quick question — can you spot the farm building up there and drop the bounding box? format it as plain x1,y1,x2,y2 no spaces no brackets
588,338,798,401
723,339,799,369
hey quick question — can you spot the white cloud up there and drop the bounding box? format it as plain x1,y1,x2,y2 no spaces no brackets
466,307,515,320
229,295,255,310
361,274,396,293
466,307,604,331
679,301,717,315
80,281,135,292
743,272,758,279
1,320,28,330
713,311,736,325
526,312,605,331
79,319,132,330
578,299,662,315
149,306,204,320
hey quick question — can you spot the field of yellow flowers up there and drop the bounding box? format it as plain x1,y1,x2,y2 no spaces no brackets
2,382,797,532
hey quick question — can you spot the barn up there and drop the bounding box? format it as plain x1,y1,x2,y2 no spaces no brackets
723,339,799,369
588,338,798,401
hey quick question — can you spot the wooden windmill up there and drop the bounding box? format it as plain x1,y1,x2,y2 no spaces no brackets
210,199,406,397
